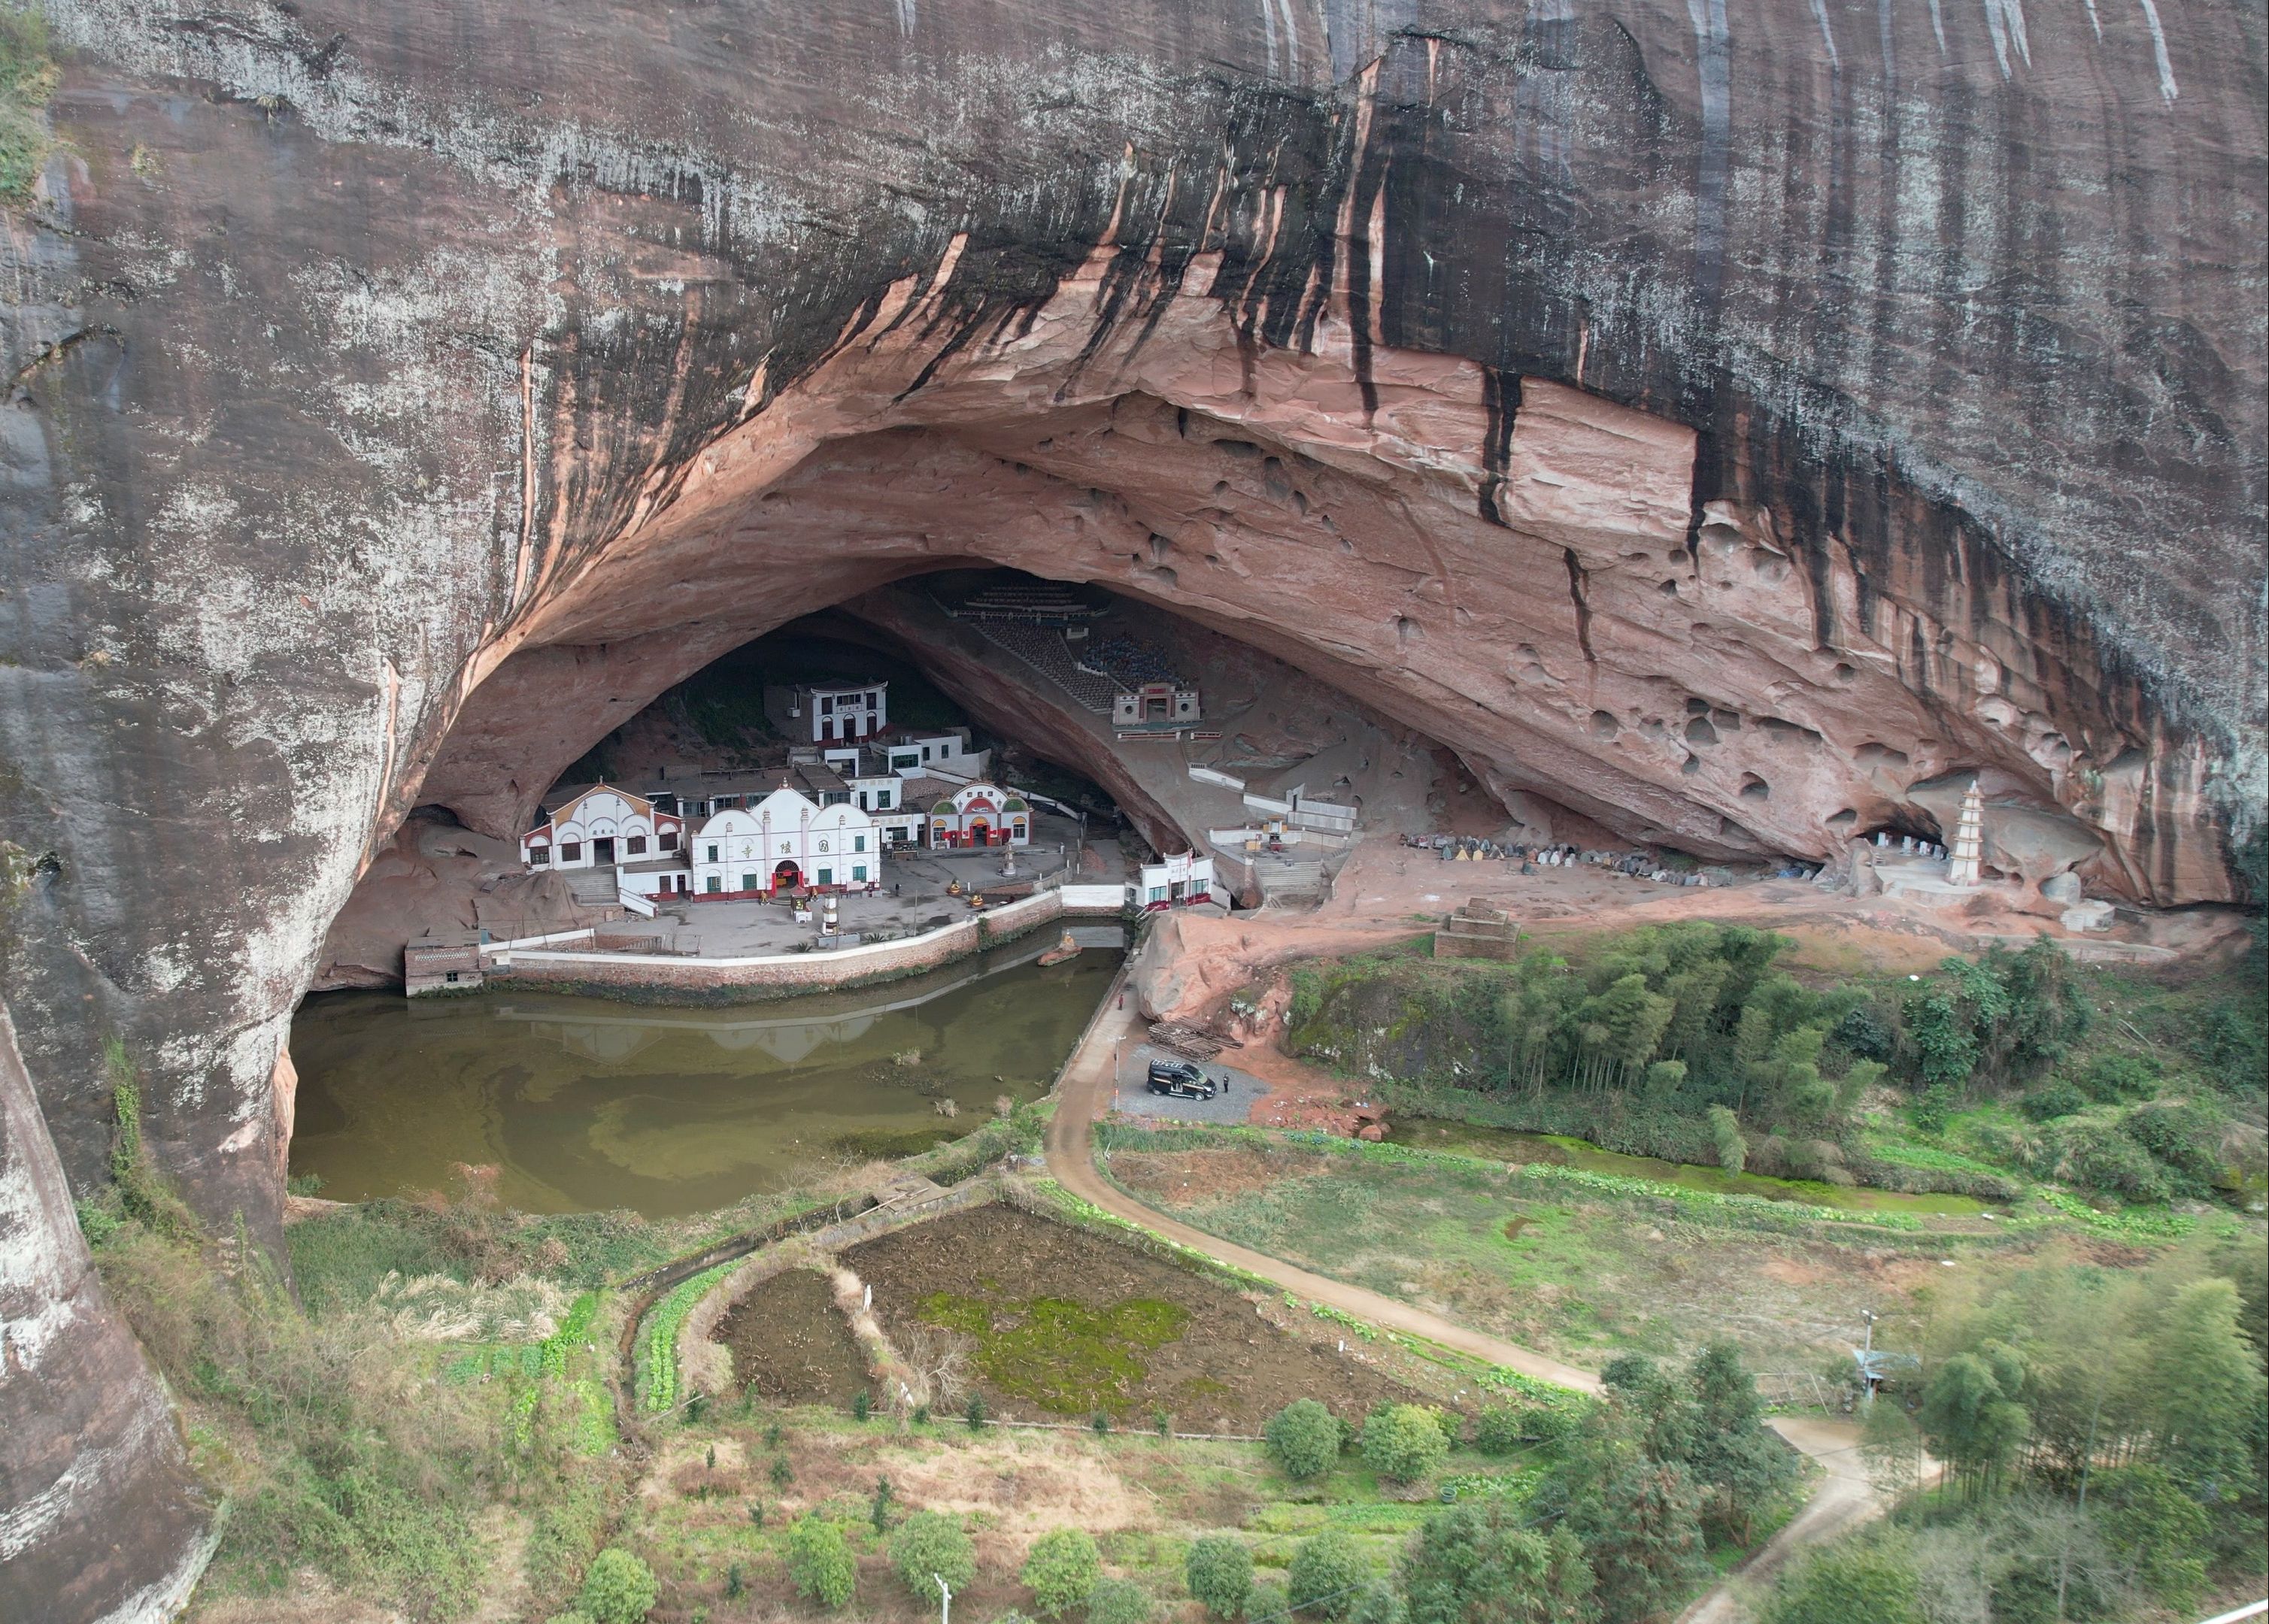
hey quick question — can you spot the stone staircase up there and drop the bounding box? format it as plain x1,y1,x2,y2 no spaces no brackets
566,867,622,907
1435,897,1520,960
1254,856,1328,907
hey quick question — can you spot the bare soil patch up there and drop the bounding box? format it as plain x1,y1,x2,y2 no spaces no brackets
1113,1148,1330,1201
717,1267,869,1407
845,1204,1420,1430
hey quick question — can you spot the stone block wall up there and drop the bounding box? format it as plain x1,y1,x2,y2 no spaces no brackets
496,890,1070,995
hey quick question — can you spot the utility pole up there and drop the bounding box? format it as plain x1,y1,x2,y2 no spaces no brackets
936,1574,953,1624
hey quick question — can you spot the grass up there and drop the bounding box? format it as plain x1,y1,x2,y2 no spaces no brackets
1386,1119,1992,1216
94,1206,611,1621
1100,1125,2012,1374
287,1204,465,1313
915,1290,1193,1416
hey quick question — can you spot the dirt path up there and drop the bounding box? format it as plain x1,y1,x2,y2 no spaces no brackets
1045,987,1892,1621
1044,992,1601,1393
1676,1416,1876,1623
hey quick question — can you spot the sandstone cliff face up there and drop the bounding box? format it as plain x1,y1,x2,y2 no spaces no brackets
0,2,2261,1614
0,1003,212,1622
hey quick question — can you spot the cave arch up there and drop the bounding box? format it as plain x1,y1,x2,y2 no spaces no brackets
403,267,2217,913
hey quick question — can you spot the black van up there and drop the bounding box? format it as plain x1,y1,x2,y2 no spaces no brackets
1145,1059,1220,1099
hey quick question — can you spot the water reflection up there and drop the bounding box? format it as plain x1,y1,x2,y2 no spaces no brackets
289,932,1121,1217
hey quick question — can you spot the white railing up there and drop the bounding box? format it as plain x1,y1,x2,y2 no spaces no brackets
617,887,657,919
2198,1604,2267,1624
507,890,1063,971
488,926,597,951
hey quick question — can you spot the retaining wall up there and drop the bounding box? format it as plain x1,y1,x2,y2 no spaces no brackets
492,888,1112,995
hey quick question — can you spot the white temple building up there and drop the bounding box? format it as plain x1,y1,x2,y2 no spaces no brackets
520,786,685,874
690,782,881,896
763,680,890,743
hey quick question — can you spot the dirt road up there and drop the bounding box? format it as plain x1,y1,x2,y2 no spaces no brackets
1676,1415,1878,1623
1044,992,1601,1392
1045,983,1890,1621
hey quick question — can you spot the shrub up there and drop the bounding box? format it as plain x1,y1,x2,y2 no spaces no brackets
2079,1053,2158,1101
1473,1405,1527,1456
1362,1404,1449,1485
1185,1535,1254,1619
576,1549,658,1624
2052,1118,2170,1201
1024,1529,1103,1616
2120,1100,2226,1187
1087,1577,1153,1624
891,1510,978,1598
2018,1080,2088,1122
2095,1464,2212,1607
1344,1583,1405,1624
787,1516,857,1609
1831,1003,1895,1063
1246,1583,1291,1623
1707,1105,1746,1176
1265,1400,1343,1481
1286,1532,1368,1618
1758,1532,1922,1624
526,1479,609,1605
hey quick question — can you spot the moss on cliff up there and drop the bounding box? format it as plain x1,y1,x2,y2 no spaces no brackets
0,5,55,202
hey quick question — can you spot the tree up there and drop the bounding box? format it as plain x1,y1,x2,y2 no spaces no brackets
1706,1106,1745,1177
1024,1529,1103,1616
576,1550,658,1624
891,1510,978,1598
1266,1400,1344,1482
1683,1343,1794,1543
1564,1462,1707,1624
1758,1532,1923,1624
2141,1278,2266,1495
1918,1351,2028,1498
1087,1577,1154,1624
1396,1501,1598,1624
1907,993,1976,1096
787,1516,857,1609
1363,1404,1451,1486
2094,1463,2211,1608
1598,1355,1697,1469
1186,1535,1254,1619
1287,1531,1370,1619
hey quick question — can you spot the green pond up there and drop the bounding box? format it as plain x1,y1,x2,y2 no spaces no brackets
288,938,1121,1216
1385,1120,1993,1216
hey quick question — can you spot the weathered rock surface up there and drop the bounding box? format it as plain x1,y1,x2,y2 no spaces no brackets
0,1,2263,1613
311,811,608,990
0,1002,213,1622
